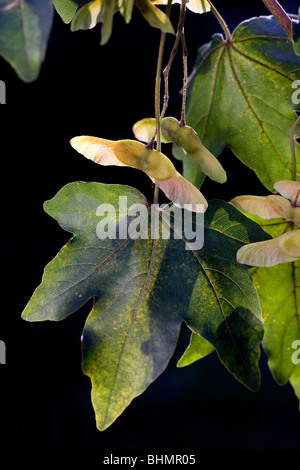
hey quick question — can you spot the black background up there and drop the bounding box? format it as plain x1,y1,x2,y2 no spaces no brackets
1,0,300,457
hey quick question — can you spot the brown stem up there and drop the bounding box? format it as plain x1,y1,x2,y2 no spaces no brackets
261,0,292,39
290,115,300,181
180,27,188,126
153,0,173,205
161,4,186,121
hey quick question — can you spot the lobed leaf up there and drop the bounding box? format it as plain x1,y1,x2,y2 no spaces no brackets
22,183,268,429
186,16,300,191
243,215,300,407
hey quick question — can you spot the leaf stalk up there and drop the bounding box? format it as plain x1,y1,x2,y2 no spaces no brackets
207,1,231,41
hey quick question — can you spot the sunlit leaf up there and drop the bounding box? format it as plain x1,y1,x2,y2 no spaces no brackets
186,16,300,191
135,0,174,34
152,0,211,14
100,0,114,44
177,332,214,367
71,0,105,30
70,0,115,43
53,0,80,23
245,215,300,408
118,0,133,23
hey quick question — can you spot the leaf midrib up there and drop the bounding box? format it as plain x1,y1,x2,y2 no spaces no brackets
102,236,158,427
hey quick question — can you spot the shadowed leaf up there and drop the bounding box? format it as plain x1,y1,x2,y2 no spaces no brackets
292,10,300,56
22,183,268,429
0,0,54,81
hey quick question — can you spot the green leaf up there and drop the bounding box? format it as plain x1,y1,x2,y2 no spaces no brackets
290,365,300,410
0,0,54,82
99,0,114,44
22,182,268,429
70,0,115,44
135,0,174,35
53,0,79,23
247,215,300,405
118,0,133,24
71,0,105,31
186,16,300,192
177,332,214,367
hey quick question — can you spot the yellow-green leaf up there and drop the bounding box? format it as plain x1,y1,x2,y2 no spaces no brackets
135,0,174,34
177,332,214,367
71,0,105,31
152,0,211,14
